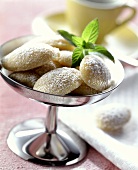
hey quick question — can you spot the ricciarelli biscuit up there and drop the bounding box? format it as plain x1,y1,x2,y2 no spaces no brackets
33,60,58,76
95,103,131,131
33,67,83,95
80,54,111,91
71,81,100,95
25,35,75,51
54,50,72,67
9,71,40,88
1,43,59,71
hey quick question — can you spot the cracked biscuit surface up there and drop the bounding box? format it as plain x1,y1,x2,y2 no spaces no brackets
33,60,60,76
25,35,75,51
9,71,40,88
80,54,111,91
55,50,72,67
71,81,100,95
95,103,131,131
1,43,59,71
33,67,83,95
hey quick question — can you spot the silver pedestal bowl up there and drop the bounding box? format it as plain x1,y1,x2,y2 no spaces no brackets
0,36,124,166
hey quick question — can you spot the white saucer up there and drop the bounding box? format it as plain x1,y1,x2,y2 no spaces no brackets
32,12,138,61
32,12,71,36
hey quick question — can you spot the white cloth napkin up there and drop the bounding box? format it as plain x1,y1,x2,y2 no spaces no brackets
59,68,138,170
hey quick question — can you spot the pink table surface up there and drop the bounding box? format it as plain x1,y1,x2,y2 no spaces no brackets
0,0,138,169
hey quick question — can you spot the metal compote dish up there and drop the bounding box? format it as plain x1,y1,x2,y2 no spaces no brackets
0,35,124,166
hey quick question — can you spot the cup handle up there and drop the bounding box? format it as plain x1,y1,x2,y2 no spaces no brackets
116,2,137,27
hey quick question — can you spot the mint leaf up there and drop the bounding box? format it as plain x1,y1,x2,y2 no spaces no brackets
57,30,76,46
72,36,84,47
83,42,95,49
58,18,115,66
91,45,115,62
83,49,90,56
82,18,99,44
72,47,84,67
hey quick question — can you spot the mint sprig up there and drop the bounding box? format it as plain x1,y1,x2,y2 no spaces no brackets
82,18,99,43
57,30,76,46
72,47,84,68
91,45,115,62
58,18,114,67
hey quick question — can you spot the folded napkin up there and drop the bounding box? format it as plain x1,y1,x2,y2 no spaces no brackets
59,68,138,170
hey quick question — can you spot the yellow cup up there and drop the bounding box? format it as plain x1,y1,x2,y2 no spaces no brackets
66,0,137,43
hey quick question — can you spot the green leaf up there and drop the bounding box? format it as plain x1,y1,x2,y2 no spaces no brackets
82,18,99,44
72,36,84,47
83,42,95,49
57,30,76,46
58,19,115,66
83,49,89,56
72,47,84,67
91,45,115,62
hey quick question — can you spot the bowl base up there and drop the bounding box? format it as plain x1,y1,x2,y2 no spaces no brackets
7,118,88,166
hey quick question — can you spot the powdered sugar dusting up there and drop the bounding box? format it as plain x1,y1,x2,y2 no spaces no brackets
33,67,83,95
80,54,111,91
95,103,131,131
2,43,59,71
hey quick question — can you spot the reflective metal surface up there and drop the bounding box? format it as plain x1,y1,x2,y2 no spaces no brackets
0,36,124,107
7,118,87,166
0,35,124,166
